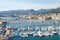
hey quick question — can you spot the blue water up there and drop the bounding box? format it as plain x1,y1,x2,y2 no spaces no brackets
9,35,60,40
0,17,17,20
6,20,60,28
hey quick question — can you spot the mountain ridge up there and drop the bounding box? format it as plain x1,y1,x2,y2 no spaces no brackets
0,7,60,15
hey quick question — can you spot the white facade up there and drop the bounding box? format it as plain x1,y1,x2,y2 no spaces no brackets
51,14,60,20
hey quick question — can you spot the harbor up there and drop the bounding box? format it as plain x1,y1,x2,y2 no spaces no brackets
0,13,60,40
0,25,60,40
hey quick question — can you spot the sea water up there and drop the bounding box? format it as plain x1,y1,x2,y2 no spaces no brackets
5,20,60,28
9,35,60,40
0,17,60,40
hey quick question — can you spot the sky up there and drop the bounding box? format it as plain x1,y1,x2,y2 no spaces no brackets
0,0,60,11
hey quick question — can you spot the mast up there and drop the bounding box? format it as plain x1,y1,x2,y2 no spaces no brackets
29,10,31,24
28,10,31,28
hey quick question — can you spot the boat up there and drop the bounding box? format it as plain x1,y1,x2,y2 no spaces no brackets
0,22,2,24
35,26,40,31
33,33,39,37
33,31,43,37
41,27,48,31
9,33,14,37
20,33,28,38
51,31,58,35
58,32,60,35
43,32,53,36
18,28,26,31
27,31,35,36
37,31,43,37
27,27,34,31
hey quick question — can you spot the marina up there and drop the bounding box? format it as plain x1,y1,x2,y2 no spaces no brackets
0,25,60,40
0,14,60,40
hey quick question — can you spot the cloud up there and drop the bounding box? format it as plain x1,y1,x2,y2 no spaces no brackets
0,0,60,11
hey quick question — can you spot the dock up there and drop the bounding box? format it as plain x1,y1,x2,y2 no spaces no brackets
0,35,3,40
